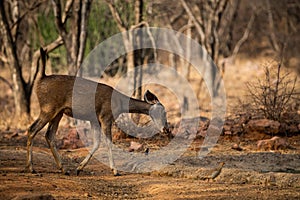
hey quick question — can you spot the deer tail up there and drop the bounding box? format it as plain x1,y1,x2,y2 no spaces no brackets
38,47,47,79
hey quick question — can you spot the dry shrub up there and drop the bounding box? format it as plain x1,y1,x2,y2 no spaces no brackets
244,61,299,123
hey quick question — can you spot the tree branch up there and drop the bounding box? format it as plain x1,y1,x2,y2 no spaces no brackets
62,0,74,24
180,0,205,45
10,1,45,31
266,0,280,52
232,10,256,57
51,0,67,39
105,1,127,32
176,23,194,36
44,35,64,52
0,52,8,63
131,21,157,62
77,0,92,70
0,76,13,91
169,9,185,25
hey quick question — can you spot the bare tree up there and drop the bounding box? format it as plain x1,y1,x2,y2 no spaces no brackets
179,0,228,96
105,0,156,99
133,0,147,100
180,0,228,67
105,1,135,74
51,0,92,75
0,1,63,125
266,0,280,53
179,0,258,96
0,1,28,122
264,0,299,67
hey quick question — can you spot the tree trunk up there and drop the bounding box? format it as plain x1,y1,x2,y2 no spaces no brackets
1,1,66,127
69,0,80,75
0,1,30,124
133,0,144,100
180,0,230,97
52,0,92,76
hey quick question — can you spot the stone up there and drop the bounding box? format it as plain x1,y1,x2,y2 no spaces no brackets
128,141,143,152
60,128,84,149
257,136,289,151
245,119,280,135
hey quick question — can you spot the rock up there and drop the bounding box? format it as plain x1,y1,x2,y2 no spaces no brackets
222,119,242,136
231,124,244,135
224,131,232,135
223,125,231,132
272,136,289,150
60,129,84,149
257,138,274,151
245,119,280,135
84,192,92,197
128,141,143,152
288,124,299,134
231,143,243,151
257,136,289,151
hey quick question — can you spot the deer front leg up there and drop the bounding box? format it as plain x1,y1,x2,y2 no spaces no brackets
76,122,100,175
102,123,119,176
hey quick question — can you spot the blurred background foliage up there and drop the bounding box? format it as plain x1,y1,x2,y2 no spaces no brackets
1,0,299,73
0,0,299,126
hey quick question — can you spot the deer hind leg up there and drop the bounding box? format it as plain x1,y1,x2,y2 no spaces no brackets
45,112,66,174
76,122,101,175
26,114,50,173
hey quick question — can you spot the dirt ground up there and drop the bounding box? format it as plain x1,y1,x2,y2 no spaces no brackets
0,129,299,200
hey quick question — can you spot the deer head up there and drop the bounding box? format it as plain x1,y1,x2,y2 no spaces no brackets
144,90,168,132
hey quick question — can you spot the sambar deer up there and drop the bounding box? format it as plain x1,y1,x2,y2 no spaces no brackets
26,48,168,176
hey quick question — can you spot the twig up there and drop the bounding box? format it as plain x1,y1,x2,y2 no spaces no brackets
0,76,13,91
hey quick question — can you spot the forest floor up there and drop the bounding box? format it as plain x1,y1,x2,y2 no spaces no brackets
0,130,300,199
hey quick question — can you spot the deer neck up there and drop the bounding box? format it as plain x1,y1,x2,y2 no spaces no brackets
128,98,151,115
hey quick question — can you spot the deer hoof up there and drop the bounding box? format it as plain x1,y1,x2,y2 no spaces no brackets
22,167,33,174
24,164,37,174
27,167,37,174
114,172,121,176
76,169,82,176
113,169,121,176
63,170,70,176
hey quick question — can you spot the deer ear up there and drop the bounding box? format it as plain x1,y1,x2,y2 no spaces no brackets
144,90,160,104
